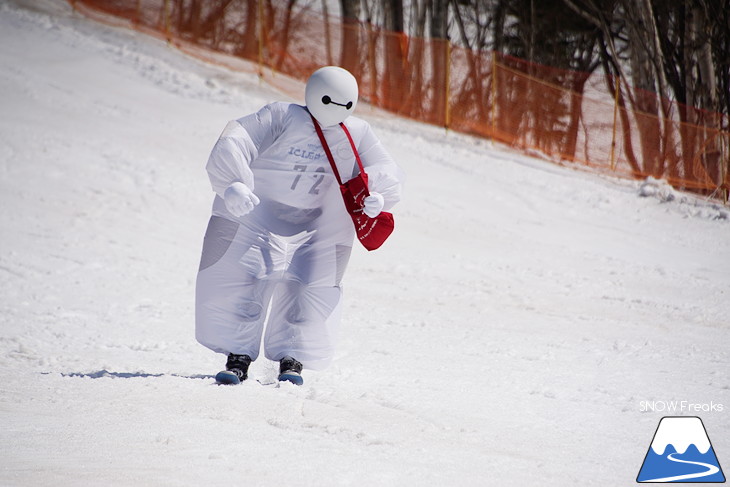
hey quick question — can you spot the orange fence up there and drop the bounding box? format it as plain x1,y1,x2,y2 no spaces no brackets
69,0,729,202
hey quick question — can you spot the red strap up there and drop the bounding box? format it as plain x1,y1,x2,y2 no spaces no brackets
311,114,343,185
339,122,366,178
310,113,368,195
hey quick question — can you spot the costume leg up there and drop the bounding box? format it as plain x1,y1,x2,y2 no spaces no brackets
195,216,276,360
264,243,352,370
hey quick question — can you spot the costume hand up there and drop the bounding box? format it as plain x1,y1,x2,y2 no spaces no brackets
224,182,260,217
363,192,385,218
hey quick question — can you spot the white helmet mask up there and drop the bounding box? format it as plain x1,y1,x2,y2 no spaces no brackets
305,66,359,127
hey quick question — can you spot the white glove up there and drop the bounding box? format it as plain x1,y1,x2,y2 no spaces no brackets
223,182,260,217
363,192,385,218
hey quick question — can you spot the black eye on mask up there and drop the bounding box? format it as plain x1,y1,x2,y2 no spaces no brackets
322,95,353,110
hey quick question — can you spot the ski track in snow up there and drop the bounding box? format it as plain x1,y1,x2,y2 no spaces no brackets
1,0,729,486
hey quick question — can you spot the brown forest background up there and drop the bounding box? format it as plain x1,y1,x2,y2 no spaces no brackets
69,0,730,201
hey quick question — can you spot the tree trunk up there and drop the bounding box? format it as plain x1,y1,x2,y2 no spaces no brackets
383,0,407,113
429,0,449,125
340,0,362,75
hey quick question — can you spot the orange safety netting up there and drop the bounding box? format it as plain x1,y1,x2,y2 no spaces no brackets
68,0,729,201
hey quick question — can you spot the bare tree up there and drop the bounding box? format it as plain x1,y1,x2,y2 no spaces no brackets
383,0,407,112
340,0,362,74
429,0,450,125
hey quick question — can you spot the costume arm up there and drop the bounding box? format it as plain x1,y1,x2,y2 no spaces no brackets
357,125,404,211
205,104,281,198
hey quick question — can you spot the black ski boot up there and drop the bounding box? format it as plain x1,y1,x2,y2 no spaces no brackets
215,353,252,385
278,356,304,386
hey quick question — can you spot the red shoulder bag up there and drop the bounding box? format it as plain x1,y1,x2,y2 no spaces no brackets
311,115,395,251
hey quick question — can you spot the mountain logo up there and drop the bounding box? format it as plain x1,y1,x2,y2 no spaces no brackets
637,416,725,483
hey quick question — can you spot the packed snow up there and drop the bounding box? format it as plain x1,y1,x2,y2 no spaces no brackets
1,1,729,485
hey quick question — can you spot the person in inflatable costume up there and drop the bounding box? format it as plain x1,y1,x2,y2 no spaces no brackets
195,66,404,385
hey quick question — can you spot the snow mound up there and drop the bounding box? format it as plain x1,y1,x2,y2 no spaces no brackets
638,177,729,220
638,177,676,202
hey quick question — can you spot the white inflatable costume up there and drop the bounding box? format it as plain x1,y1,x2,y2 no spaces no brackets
196,67,403,371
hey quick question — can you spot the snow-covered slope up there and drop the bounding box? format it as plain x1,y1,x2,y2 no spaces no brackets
1,1,728,486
